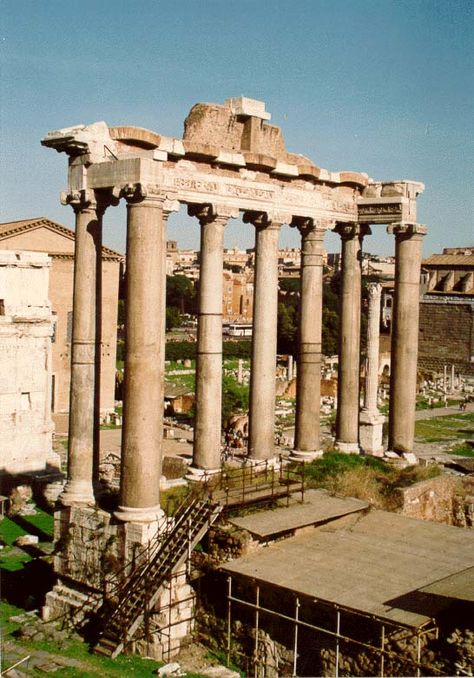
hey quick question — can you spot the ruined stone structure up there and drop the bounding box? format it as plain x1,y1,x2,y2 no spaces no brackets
0,250,58,477
0,218,122,416
41,98,426,650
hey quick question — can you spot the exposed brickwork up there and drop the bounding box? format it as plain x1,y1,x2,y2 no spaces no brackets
418,297,474,375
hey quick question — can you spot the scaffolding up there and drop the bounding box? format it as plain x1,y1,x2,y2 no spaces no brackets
225,575,443,678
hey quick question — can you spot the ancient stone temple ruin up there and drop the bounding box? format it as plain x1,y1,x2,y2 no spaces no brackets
41,97,426,658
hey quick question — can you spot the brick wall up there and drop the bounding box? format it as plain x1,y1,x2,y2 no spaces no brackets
418,298,474,375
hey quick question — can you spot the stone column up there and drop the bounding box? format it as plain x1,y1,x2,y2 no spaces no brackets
292,219,326,460
59,189,104,507
188,204,236,474
388,222,427,456
359,283,385,456
115,184,177,522
287,355,293,382
244,212,284,462
334,223,370,453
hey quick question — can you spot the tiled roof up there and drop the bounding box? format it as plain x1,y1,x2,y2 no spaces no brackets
0,217,123,259
423,254,474,267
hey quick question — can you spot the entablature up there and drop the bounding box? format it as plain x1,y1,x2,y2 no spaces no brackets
42,97,424,228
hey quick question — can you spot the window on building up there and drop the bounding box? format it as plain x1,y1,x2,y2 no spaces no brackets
66,310,73,343
51,312,57,343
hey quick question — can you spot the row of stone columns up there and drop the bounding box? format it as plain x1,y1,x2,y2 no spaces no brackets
60,187,426,522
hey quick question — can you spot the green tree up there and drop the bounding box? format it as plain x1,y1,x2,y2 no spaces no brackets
166,275,196,314
221,375,249,427
277,302,298,354
166,306,182,331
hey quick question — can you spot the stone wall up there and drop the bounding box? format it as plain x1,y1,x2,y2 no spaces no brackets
395,474,474,527
0,250,58,477
418,297,474,375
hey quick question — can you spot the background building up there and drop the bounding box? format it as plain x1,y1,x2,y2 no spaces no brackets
0,218,123,415
418,248,474,376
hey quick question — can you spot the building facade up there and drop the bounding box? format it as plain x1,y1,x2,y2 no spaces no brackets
0,218,122,414
418,248,474,376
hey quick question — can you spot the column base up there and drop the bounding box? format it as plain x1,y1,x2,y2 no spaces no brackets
359,410,385,457
185,466,221,483
114,504,164,523
335,441,360,454
59,480,95,507
289,450,323,462
384,450,419,466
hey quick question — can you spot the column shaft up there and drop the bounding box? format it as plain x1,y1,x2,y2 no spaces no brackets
61,195,102,506
388,223,427,454
360,282,384,456
294,222,325,455
363,283,382,412
193,215,226,470
248,217,281,460
116,197,166,521
335,223,368,452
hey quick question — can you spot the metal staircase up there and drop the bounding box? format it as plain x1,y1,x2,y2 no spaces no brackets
93,497,222,658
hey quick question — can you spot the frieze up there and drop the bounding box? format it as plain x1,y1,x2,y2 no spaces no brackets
358,204,403,215
173,177,219,193
223,183,273,200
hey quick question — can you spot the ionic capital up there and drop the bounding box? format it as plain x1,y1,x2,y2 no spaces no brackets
291,216,331,240
366,282,382,300
243,210,290,231
115,183,179,215
187,203,239,227
334,222,371,241
387,222,427,240
60,189,104,214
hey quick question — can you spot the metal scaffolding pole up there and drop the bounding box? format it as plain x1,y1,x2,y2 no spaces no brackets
227,576,232,667
292,597,300,678
380,625,385,678
254,584,260,678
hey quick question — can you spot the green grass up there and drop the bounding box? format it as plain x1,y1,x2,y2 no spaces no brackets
302,451,390,484
416,397,458,411
449,443,474,457
0,505,54,573
166,360,196,371
415,412,474,442
165,372,196,391
297,452,442,508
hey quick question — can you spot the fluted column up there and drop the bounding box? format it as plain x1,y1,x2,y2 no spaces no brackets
115,184,178,522
388,222,427,455
359,282,384,456
188,204,236,473
292,218,327,460
244,211,284,461
334,222,370,453
59,189,105,507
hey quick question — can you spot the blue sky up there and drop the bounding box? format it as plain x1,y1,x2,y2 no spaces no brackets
1,0,472,255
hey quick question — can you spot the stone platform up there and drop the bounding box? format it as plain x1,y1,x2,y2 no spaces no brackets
228,489,368,540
